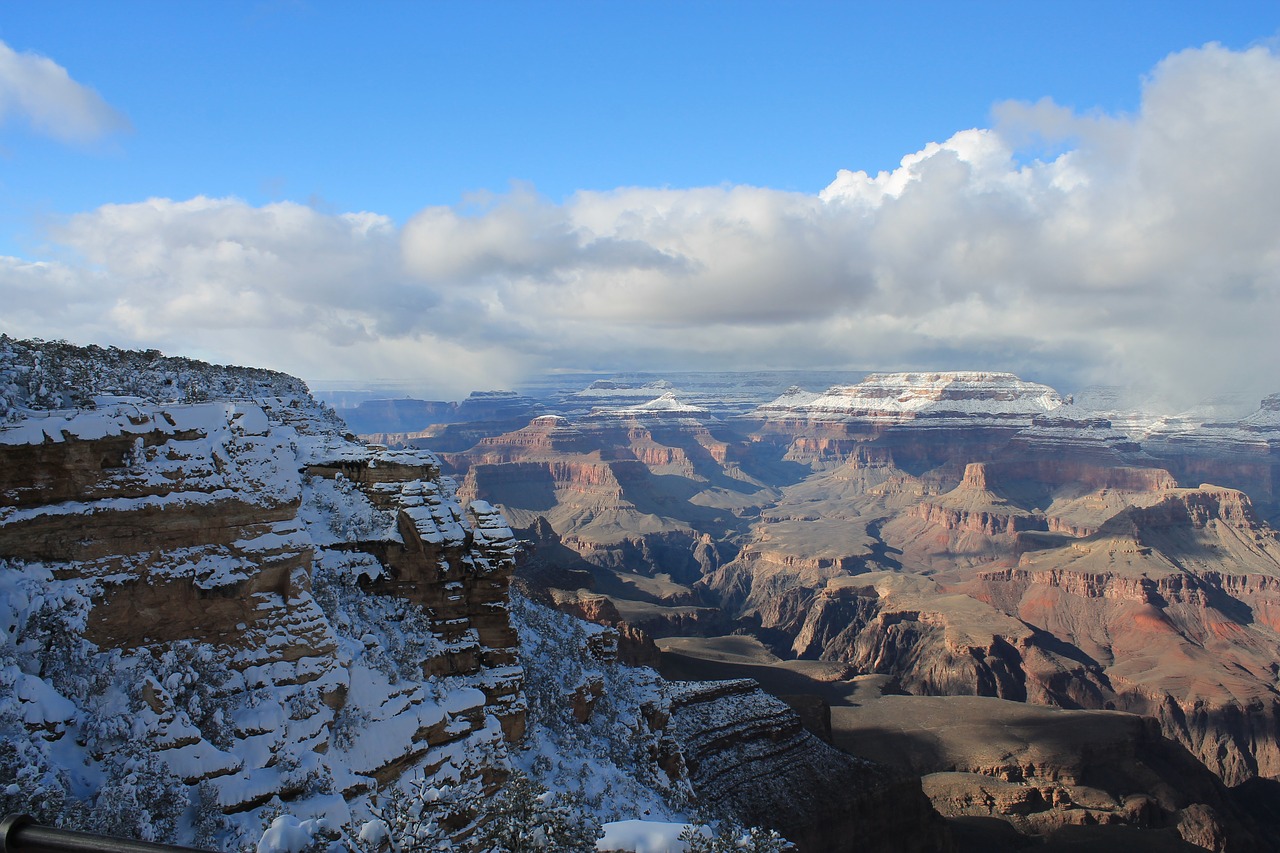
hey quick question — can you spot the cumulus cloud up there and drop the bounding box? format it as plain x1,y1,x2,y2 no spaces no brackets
0,196,533,397
0,40,128,142
6,42,1280,404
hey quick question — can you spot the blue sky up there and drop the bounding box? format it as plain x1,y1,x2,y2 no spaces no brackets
4,2,1274,235
2,2,1280,401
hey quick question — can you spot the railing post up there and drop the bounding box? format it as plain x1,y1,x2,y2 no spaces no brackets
1,816,35,853
0,815,209,853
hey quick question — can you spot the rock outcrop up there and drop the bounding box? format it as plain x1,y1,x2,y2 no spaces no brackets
0,339,524,844
730,481,1280,787
753,372,1063,424
748,371,1063,469
440,408,778,640
658,679,950,852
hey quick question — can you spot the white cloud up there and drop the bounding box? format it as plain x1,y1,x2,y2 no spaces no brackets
5,42,1280,405
0,40,128,142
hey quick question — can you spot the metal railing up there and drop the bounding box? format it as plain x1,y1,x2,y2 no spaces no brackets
0,815,208,853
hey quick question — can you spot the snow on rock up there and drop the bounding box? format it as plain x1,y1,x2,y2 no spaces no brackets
1135,393,1280,513
572,379,679,399
593,392,709,416
509,593,690,826
1009,412,1142,457
1146,392,1280,448
468,500,518,556
755,371,1063,424
256,815,330,853
0,338,526,850
399,479,470,546
659,678,937,850
0,336,320,423
2,338,888,852
15,671,77,733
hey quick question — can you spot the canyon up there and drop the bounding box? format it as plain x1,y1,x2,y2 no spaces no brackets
361,369,1280,850
0,339,944,852
6,338,1280,850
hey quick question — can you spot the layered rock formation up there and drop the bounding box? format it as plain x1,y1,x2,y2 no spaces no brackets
750,371,1064,469
754,371,1064,423
443,405,776,638
0,340,524,845
659,679,949,852
322,365,1280,849
513,591,949,851
363,390,545,453
968,486,1280,786
708,445,1280,791
835,693,1267,851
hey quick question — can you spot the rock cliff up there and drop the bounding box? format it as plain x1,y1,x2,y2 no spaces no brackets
0,339,524,846
753,372,1064,424
659,679,949,852
834,693,1268,851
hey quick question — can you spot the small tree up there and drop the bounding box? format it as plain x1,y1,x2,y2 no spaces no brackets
470,770,600,853
678,817,793,852
360,771,470,852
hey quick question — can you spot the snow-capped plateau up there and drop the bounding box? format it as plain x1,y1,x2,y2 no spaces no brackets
754,371,1063,424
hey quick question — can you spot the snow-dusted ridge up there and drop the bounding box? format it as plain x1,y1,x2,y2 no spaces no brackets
571,379,678,399
0,339,530,848
755,371,1063,424
585,391,712,422
1148,393,1280,443
1008,412,1142,456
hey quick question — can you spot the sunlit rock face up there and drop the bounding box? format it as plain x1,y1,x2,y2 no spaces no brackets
420,368,1280,802
0,338,523,844
266,357,1280,848
684,372,1280,800
710,479,1280,788
442,404,765,644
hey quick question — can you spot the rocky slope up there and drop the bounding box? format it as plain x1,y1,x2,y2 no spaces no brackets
512,593,948,852
834,692,1267,851
0,339,525,846
756,371,1061,419
442,405,779,638
971,486,1280,786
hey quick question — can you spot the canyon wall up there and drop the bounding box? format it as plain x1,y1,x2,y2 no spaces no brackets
0,340,525,846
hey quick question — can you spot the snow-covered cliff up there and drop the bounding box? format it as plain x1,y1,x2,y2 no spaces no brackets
754,372,1063,424
0,338,525,848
